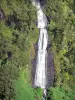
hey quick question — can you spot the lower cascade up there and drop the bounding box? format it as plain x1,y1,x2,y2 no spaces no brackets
34,28,48,89
32,0,48,97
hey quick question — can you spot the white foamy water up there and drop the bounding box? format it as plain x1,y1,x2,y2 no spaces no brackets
32,0,48,89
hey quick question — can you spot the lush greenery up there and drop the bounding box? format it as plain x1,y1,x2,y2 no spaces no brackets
14,69,43,100
0,0,75,100
45,0,75,100
0,0,40,100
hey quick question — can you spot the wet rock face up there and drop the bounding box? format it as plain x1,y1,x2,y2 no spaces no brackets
0,9,5,19
46,52,54,88
31,42,38,87
36,0,46,7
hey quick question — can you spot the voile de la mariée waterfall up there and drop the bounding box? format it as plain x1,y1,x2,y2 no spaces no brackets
32,0,48,92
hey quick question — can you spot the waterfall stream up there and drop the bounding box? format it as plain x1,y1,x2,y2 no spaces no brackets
32,0,48,90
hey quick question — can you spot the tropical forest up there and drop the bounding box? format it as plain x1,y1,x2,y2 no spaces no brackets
0,0,75,100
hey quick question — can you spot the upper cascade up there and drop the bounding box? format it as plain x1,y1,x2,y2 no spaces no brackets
37,9,47,28
32,0,47,28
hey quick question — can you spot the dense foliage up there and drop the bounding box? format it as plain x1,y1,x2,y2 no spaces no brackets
0,0,75,100
0,0,39,100
45,0,75,100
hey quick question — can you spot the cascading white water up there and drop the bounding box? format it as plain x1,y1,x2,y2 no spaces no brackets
32,0,48,89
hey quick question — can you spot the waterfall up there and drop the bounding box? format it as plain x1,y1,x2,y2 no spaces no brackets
32,0,48,89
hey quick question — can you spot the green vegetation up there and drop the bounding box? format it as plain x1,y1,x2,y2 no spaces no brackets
14,69,35,100
45,0,75,100
47,86,75,100
0,0,40,100
0,0,75,100
14,69,43,100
